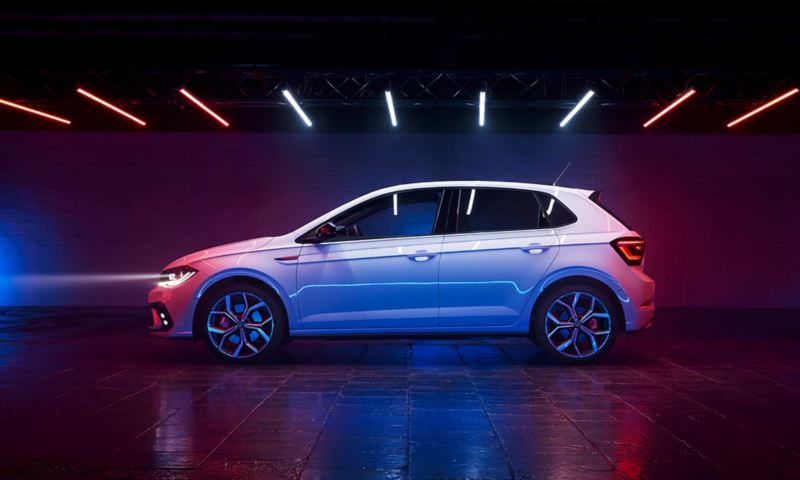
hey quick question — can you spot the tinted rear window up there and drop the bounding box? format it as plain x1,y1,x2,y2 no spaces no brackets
455,188,548,233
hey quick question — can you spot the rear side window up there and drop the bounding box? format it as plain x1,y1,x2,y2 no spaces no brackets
534,192,578,227
454,188,548,233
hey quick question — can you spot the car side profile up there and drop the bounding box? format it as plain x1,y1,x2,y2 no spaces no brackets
148,181,655,364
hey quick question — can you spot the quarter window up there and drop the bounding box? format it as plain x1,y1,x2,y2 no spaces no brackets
535,192,578,227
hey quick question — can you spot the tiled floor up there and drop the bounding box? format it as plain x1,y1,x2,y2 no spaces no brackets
0,308,798,479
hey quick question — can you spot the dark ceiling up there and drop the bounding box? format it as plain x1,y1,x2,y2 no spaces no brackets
2,1,798,70
1,2,798,133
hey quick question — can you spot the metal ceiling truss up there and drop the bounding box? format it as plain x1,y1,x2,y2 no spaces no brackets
2,69,798,108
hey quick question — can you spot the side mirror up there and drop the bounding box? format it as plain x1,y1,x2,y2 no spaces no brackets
312,222,340,242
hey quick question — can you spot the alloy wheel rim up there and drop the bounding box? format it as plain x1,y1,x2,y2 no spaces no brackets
207,291,274,359
545,291,612,359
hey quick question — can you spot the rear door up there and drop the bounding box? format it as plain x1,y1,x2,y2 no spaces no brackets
438,188,561,328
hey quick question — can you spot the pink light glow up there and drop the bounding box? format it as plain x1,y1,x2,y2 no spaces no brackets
0,98,72,125
179,88,230,127
642,89,696,128
76,88,147,126
727,88,799,128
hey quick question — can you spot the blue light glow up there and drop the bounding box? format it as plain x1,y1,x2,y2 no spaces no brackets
290,280,536,298
0,228,19,306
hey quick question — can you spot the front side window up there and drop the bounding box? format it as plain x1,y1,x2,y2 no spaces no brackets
454,188,547,233
327,189,443,240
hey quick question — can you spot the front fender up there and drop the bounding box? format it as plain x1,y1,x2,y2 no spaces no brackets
191,267,300,335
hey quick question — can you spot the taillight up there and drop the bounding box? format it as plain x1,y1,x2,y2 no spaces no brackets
611,237,645,266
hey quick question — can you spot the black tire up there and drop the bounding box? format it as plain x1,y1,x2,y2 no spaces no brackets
531,282,620,365
199,284,288,364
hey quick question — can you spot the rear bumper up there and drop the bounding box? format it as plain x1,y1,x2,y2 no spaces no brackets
627,300,655,332
621,268,656,332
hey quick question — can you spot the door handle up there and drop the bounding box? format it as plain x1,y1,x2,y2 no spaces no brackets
407,250,436,262
521,243,551,254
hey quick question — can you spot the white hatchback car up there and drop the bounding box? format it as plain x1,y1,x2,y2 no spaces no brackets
149,181,655,364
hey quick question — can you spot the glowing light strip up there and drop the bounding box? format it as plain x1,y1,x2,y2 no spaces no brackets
559,90,595,127
179,88,230,127
643,89,696,128
466,189,476,215
727,88,799,128
0,99,72,125
76,88,146,126
9,273,161,283
282,90,312,127
393,193,398,215
385,91,398,127
478,91,486,127
157,270,196,288
290,280,536,298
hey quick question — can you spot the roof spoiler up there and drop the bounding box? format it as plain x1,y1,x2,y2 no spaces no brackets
589,191,602,202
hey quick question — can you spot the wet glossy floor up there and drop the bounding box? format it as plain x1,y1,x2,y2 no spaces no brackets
0,308,798,479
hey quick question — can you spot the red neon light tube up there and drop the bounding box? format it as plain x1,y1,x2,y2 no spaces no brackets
642,89,696,128
727,88,799,128
179,88,230,127
0,98,72,125
76,88,147,126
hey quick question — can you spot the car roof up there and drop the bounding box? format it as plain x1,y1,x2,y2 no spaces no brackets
371,180,594,198
289,180,595,237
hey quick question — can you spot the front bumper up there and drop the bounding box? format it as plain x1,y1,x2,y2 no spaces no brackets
147,277,200,338
148,302,174,332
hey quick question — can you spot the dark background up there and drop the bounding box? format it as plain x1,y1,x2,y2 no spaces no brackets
2,132,798,307
3,1,799,70
1,1,799,307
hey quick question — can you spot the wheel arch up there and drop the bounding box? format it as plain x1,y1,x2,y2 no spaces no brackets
192,270,292,341
528,268,629,339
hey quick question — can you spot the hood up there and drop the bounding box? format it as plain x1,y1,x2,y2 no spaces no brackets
163,236,275,270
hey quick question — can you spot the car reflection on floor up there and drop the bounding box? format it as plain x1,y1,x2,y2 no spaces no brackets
0,307,798,478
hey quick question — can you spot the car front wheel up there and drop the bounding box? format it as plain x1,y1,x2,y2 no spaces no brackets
201,285,287,364
532,283,619,365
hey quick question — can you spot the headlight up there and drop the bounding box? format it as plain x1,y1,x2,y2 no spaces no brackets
157,266,197,288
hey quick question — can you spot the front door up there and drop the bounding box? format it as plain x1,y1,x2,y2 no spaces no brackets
296,188,446,331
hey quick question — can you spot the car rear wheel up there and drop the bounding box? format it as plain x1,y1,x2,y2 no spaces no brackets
532,283,619,365
201,284,287,364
